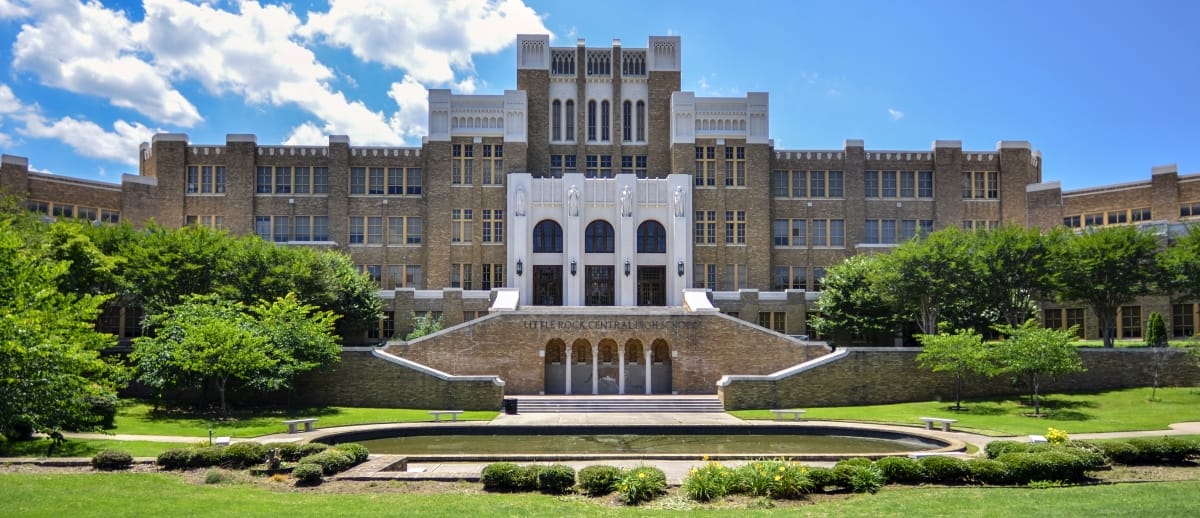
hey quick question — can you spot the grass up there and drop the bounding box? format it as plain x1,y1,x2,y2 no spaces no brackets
730,387,1200,435
0,438,185,458
110,402,499,438
2,473,1198,517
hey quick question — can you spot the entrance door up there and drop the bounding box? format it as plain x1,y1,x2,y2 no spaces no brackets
637,266,666,306
533,266,563,306
585,266,614,306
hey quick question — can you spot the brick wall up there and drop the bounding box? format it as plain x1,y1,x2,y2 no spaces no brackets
293,349,503,410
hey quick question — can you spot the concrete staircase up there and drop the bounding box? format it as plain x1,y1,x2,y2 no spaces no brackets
512,395,725,413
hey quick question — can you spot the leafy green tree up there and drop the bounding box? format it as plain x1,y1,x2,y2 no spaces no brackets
811,254,901,344
1158,225,1200,302
916,328,995,410
994,320,1085,415
1056,226,1160,347
0,219,126,438
972,225,1066,327
878,227,984,335
405,313,445,340
1145,311,1169,400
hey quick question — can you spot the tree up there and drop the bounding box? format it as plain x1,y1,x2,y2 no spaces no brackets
916,328,994,410
972,225,1066,327
132,293,341,413
1056,226,1159,347
1158,225,1200,301
994,320,1085,416
878,227,984,335
811,254,901,344
0,219,126,438
1145,311,1169,400
405,312,445,340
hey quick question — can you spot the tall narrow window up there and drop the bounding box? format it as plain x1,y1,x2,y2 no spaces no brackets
551,100,562,141
601,100,610,141
587,100,597,141
565,100,575,141
636,101,646,142
622,100,632,142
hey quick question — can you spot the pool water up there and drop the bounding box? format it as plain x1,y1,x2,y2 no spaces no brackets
355,433,930,455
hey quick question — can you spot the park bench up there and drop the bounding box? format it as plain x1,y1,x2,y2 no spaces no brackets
1029,434,1048,443
282,418,318,434
429,410,465,422
213,436,231,447
769,409,806,421
918,417,958,432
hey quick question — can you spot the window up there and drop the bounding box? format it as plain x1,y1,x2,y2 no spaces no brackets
294,166,310,194
275,166,292,194
918,171,933,197
773,266,807,290
51,204,73,218
185,215,224,229
313,167,329,194
293,215,310,240
962,220,999,231
368,167,384,194
881,171,897,198
359,264,382,286
1173,303,1195,337
1107,210,1127,225
724,263,747,290
585,220,615,253
453,144,473,184
585,155,613,178
482,209,504,243
725,210,746,244
101,209,120,223
758,312,786,333
565,100,575,141
813,267,827,291
812,219,845,247
1120,305,1142,338
864,219,898,244
77,207,97,221
587,100,597,142
637,220,666,253
551,100,562,141
773,219,806,247
1065,308,1085,337
724,146,745,187
695,146,715,186
452,209,473,243
1181,201,1200,218
388,217,422,245
312,216,329,241
272,216,290,242
900,171,915,198
900,219,933,240
1131,208,1151,222
695,211,716,244
188,165,226,194
1084,213,1104,227
257,166,274,194
1063,215,1082,228
350,167,366,194
622,100,632,142
694,263,717,290
636,100,646,142
962,171,999,199
348,216,381,244
1044,309,1064,330
451,263,472,289
533,220,563,252
621,155,647,178
481,264,505,290
864,170,879,197
600,100,610,141
387,264,422,288
367,311,394,339
255,216,271,241
482,145,504,185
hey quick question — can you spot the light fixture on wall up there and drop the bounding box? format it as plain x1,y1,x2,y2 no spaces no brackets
624,259,631,277
515,259,523,277
677,260,685,277
570,258,577,276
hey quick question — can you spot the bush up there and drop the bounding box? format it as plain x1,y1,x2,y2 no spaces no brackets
481,462,524,491
273,443,303,462
1093,440,1140,465
536,464,576,494
831,458,874,488
617,466,667,505
91,449,133,471
876,457,925,484
997,450,1094,483
806,467,836,492
221,442,267,469
332,443,370,465
157,448,193,470
1046,428,1070,445
967,458,1011,485
985,440,1030,459
187,446,225,469
295,442,329,458
578,465,622,496
204,468,237,484
731,460,812,499
298,449,355,476
683,461,734,501
919,456,971,484
1126,437,1200,464
293,463,324,485
847,463,885,494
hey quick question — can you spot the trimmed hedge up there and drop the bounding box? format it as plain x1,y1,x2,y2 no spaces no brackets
536,464,577,494
876,456,925,484
578,465,622,496
156,448,192,470
293,462,324,485
919,456,971,484
298,449,355,476
332,443,370,465
221,442,267,469
966,458,1011,485
91,449,133,471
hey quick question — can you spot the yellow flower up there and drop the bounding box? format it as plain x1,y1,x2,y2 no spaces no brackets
690,468,698,475
638,472,646,479
778,466,786,472
702,455,710,461
774,475,782,481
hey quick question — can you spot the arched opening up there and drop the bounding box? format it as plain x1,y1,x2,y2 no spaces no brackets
533,220,563,253
571,339,593,395
544,339,566,394
585,220,615,253
624,339,645,394
551,100,562,141
597,339,619,394
651,339,672,394
636,220,666,253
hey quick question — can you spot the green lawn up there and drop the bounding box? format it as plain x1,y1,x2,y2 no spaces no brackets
730,387,1200,435
110,402,499,438
0,438,183,458
2,473,1197,517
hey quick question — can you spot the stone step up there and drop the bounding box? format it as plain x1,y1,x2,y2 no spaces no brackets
512,396,724,413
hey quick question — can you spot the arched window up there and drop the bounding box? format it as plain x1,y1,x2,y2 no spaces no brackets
585,220,615,253
622,100,632,142
601,100,610,141
636,101,646,142
533,220,563,253
587,100,597,142
565,100,575,141
551,100,561,141
637,220,666,253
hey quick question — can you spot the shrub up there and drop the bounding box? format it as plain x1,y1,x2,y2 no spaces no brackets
156,448,192,470
536,464,576,494
298,449,355,476
1127,437,1200,464
1046,428,1070,445
273,443,303,462
806,467,836,492
204,468,237,484
617,466,667,505
188,446,225,469
91,449,133,471
295,442,329,458
293,462,324,485
1093,441,1140,465
221,442,267,469
683,461,734,501
966,458,1010,485
332,443,370,465
997,450,1092,483
919,456,971,484
985,440,1029,459
831,458,874,489
847,463,885,494
481,462,523,491
578,465,622,496
732,460,812,499
875,457,925,484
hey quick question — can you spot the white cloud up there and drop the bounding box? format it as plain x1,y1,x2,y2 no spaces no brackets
888,108,904,121
388,76,431,140
11,0,202,126
21,115,157,166
301,0,550,85
282,121,328,146
0,0,30,18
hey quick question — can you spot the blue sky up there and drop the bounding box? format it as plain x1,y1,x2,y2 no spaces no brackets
0,0,1196,190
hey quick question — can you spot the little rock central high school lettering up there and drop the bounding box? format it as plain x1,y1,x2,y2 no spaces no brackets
523,319,701,330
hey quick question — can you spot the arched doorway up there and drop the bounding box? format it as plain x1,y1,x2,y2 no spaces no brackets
543,339,566,394
597,339,619,394
624,339,645,394
571,339,593,395
651,339,672,394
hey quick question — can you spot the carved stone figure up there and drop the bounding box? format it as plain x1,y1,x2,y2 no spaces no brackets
619,185,633,217
515,186,526,216
567,185,580,217
673,185,685,218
